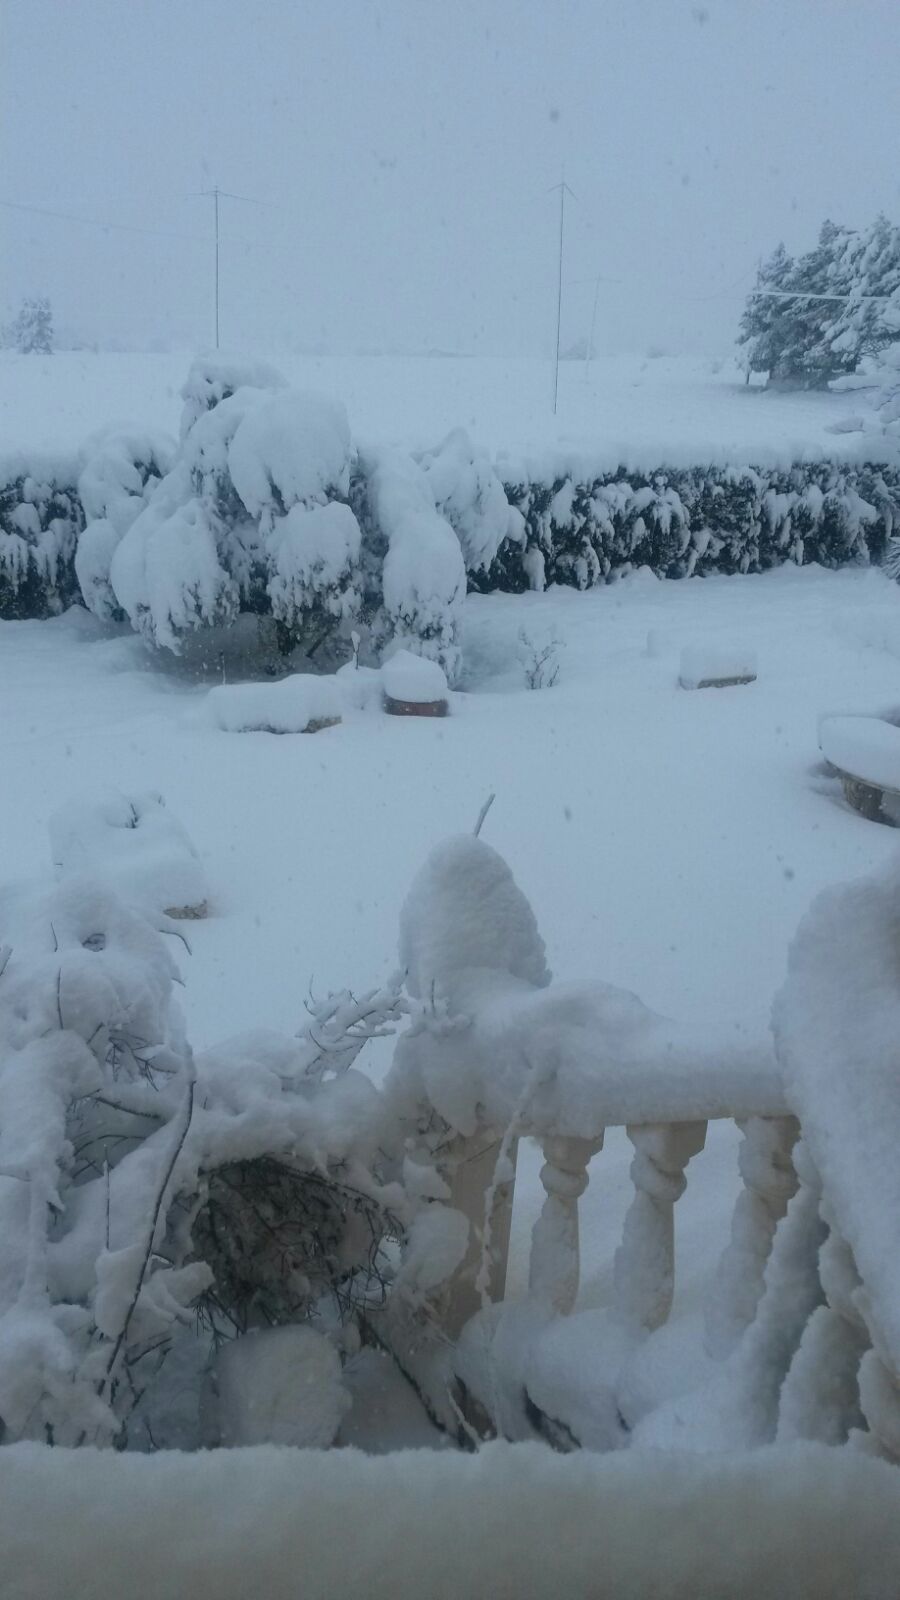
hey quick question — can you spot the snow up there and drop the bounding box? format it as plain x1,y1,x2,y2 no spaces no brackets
226,389,353,518
179,350,287,439
679,643,758,688
1,1439,900,1597
818,714,900,790
213,1325,349,1448
48,789,208,918
203,673,342,734
1,350,893,467
382,648,448,705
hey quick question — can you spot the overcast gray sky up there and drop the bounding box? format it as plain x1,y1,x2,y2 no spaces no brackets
3,0,900,356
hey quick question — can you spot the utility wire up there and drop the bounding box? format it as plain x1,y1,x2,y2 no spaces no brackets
0,196,211,245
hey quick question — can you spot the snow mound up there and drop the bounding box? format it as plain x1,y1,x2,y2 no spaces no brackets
204,673,342,734
399,835,550,1001
819,715,900,790
214,1326,349,1448
48,791,207,919
679,643,758,689
382,648,448,705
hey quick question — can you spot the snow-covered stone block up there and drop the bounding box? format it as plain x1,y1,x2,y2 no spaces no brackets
49,791,208,920
819,715,900,824
382,648,449,717
204,673,342,735
679,644,758,689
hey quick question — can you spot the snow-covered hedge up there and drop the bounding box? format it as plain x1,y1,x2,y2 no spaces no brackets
0,452,82,620
477,460,900,592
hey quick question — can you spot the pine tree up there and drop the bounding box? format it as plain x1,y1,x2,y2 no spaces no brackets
737,244,796,380
12,295,53,354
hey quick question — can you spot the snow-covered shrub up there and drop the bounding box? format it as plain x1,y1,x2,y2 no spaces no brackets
0,453,82,619
75,428,175,620
109,370,364,657
361,448,466,681
418,428,514,574
178,350,287,440
48,790,208,919
480,460,900,594
0,807,505,1451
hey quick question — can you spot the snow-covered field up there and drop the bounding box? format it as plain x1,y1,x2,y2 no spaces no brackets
0,348,865,463
4,556,900,1322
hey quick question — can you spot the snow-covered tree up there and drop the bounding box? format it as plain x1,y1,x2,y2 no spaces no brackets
10,296,54,355
107,370,365,657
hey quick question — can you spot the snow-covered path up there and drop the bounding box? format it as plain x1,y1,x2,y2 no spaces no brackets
4,564,900,1314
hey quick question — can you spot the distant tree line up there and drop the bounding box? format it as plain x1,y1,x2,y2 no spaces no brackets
739,216,900,389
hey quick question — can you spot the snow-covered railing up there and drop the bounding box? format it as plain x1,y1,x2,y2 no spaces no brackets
390,832,900,1461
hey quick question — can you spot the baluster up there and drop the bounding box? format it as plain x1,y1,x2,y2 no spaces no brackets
706,1114,799,1359
613,1120,706,1331
777,1205,869,1444
442,1129,518,1338
529,1134,602,1314
857,1344,900,1461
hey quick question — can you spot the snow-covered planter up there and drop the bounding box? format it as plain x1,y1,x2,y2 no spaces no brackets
0,452,82,620
48,790,208,919
203,672,342,734
382,648,449,717
75,427,175,621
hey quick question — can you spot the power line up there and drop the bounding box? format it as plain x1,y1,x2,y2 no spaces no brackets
549,177,576,415
0,196,210,245
191,185,268,349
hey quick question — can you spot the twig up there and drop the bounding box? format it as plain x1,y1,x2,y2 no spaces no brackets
96,1077,196,1405
473,793,496,838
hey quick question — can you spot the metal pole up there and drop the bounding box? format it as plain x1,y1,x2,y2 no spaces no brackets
553,181,565,416
214,186,220,350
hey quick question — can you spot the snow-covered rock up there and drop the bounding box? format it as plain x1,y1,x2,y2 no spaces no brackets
679,644,758,689
204,673,342,734
49,790,208,919
819,715,900,790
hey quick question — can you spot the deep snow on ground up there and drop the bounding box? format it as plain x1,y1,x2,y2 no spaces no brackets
0,348,863,461
4,563,900,1324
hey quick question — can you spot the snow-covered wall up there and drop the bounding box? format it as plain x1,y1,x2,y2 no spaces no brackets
1,1439,899,1599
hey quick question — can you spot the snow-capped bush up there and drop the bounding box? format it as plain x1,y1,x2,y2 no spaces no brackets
418,428,514,574
363,447,466,681
0,453,82,620
480,460,900,593
178,350,287,440
109,372,364,656
0,809,506,1452
75,428,175,620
